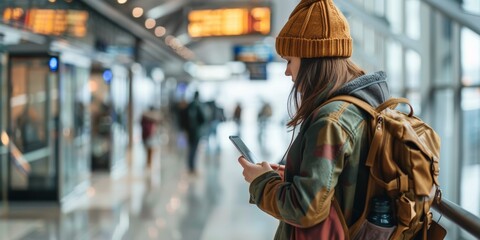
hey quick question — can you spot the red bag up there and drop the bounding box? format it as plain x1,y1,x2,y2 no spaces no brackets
291,200,348,240
141,116,155,141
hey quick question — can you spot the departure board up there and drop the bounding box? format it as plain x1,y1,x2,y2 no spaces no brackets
2,8,88,37
187,7,271,38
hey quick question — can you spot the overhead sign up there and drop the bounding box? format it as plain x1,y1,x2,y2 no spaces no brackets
234,44,273,62
3,8,88,37
187,6,271,38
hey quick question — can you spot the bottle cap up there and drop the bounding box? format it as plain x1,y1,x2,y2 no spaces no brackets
371,197,391,213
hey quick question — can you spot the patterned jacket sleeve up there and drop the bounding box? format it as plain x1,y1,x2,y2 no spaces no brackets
249,115,354,228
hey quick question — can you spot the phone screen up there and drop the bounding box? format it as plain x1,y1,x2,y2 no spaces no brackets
229,135,258,164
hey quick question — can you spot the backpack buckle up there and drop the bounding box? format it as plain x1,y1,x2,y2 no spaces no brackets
434,187,442,205
431,157,440,175
399,175,409,192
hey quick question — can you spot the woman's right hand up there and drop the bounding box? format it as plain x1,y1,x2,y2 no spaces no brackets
238,157,286,182
238,157,273,183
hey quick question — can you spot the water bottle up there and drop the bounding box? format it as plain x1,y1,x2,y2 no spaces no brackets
368,197,395,227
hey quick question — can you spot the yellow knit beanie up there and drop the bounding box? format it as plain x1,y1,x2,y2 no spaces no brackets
276,0,352,58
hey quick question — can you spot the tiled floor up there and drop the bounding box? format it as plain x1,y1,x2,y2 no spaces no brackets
0,121,286,240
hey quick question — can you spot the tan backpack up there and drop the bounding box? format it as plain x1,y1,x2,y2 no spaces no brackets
325,95,443,240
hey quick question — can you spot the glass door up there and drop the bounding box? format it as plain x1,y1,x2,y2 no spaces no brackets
58,57,91,200
110,65,129,177
7,55,59,201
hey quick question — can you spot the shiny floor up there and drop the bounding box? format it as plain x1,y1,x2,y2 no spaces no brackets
0,121,288,240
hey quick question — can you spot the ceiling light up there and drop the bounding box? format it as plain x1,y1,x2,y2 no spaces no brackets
132,7,143,18
154,26,166,37
165,35,175,46
145,18,156,29
117,0,127,4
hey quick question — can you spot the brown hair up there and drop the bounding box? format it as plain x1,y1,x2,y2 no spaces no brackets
287,58,365,128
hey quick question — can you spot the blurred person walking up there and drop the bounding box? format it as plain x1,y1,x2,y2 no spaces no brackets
257,101,273,149
141,107,161,169
232,102,243,137
236,0,392,239
205,100,226,153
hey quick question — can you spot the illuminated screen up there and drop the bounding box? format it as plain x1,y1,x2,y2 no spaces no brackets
3,8,88,37
187,7,271,37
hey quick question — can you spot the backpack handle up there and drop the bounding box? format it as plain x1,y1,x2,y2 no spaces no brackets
376,97,414,117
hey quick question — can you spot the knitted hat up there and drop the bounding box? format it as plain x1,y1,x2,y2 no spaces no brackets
276,0,352,58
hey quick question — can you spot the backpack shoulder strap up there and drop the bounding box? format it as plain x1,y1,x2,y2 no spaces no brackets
321,95,377,117
322,95,413,117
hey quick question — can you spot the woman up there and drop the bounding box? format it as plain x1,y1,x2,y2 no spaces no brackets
237,0,390,239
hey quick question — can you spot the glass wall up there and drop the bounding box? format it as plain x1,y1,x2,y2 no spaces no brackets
0,46,7,207
460,88,480,216
405,50,422,113
461,28,480,86
58,55,91,201
109,65,129,177
460,29,480,219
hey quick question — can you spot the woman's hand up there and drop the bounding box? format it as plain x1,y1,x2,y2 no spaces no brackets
238,156,273,183
269,163,285,181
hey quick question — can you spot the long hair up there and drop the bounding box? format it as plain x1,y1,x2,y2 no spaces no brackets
286,58,365,128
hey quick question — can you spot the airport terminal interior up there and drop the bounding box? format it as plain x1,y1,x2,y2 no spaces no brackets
0,0,479,239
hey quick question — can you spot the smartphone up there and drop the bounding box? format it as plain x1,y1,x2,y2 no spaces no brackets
229,135,259,164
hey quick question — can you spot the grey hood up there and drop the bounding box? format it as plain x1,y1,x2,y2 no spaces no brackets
332,71,390,107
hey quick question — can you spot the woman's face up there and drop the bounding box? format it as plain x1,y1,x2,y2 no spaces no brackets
283,56,301,82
